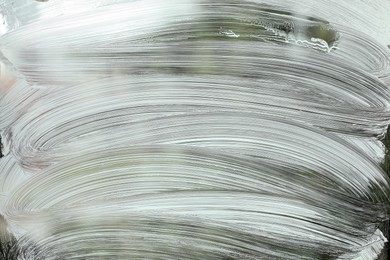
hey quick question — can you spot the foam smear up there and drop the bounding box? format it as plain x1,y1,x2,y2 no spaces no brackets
1,0,390,259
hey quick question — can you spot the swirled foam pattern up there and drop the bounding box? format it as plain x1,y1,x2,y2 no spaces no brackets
1,0,390,259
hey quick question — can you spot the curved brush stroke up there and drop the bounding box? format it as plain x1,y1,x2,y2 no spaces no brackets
7,193,387,259
1,2,389,137
0,155,27,210
7,111,390,205
5,145,390,258
5,73,390,172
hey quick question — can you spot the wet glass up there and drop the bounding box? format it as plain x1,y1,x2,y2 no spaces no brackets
1,1,390,259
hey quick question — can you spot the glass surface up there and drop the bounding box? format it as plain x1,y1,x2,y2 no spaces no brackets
1,1,390,259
